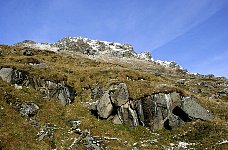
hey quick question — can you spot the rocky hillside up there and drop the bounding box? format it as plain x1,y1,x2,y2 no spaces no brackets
0,37,227,149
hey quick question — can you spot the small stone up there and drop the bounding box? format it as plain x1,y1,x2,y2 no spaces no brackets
19,102,39,117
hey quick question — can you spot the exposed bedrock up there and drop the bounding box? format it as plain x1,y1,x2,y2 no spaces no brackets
0,68,76,105
89,83,213,131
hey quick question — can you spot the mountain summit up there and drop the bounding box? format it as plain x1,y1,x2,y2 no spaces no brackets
16,36,186,71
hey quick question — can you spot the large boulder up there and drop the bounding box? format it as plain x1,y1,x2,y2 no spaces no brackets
182,96,213,121
109,83,129,106
97,92,113,118
89,83,213,131
0,68,13,83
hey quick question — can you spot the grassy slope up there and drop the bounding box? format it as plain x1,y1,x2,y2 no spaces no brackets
0,45,227,149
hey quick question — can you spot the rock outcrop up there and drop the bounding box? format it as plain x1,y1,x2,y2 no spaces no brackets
14,36,189,71
0,68,76,105
0,68,27,84
89,83,213,131
54,37,141,59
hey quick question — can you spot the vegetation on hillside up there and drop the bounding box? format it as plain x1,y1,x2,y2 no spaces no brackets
0,45,227,149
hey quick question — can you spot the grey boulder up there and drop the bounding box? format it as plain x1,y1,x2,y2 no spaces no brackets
0,68,13,83
182,96,213,121
97,92,113,119
57,85,76,105
109,83,129,106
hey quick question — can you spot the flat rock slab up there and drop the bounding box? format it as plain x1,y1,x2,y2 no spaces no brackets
182,97,213,121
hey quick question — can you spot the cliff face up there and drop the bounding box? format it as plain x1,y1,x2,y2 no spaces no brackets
0,39,227,149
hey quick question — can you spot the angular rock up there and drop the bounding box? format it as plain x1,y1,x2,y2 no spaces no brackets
182,96,213,121
37,124,56,143
91,85,105,100
135,100,145,126
109,83,129,106
19,102,39,117
139,96,154,128
152,104,165,130
70,130,104,150
0,68,13,83
0,68,27,84
117,103,139,127
166,114,184,130
89,82,214,131
170,92,181,108
137,93,193,130
97,92,113,118
128,107,139,127
38,80,76,105
112,114,122,125
57,85,75,105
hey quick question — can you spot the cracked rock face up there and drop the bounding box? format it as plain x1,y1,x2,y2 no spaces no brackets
89,83,213,131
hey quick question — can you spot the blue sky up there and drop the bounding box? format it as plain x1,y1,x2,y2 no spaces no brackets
0,0,227,77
